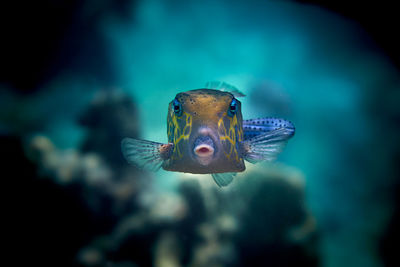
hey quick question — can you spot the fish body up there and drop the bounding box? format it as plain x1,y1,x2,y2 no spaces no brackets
122,83,295,187
164,89,245,174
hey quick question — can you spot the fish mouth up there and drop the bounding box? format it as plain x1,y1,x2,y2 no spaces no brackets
193,134,215,166
194,144,214,157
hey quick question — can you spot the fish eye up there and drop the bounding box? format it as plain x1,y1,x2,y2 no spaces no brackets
173,98,183,116
228,98,237,116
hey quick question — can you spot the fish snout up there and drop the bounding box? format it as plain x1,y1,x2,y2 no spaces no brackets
193,135,215,165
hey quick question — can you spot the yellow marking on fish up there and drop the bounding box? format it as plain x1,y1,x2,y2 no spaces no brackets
217,112,243,163
168,111,192,160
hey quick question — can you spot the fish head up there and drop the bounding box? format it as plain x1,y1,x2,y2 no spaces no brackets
164,89,245,174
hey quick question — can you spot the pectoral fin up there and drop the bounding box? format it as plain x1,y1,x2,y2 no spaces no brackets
121,138,173,171
239,128,294,163
211,172,237,187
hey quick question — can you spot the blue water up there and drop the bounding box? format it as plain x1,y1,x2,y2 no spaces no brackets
102,3,396,265
2,1,399,266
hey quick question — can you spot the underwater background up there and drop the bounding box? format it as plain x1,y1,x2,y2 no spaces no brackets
2,0,400,267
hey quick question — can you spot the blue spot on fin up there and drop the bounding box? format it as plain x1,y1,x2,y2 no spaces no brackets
121,138,173,171
243,117,295,140
211,172,237,187
205,81,246,97
239,128,294,163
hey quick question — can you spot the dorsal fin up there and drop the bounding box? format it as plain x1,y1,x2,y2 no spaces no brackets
205,81,246,97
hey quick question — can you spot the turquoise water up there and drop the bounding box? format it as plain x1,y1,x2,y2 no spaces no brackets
2,1,399,266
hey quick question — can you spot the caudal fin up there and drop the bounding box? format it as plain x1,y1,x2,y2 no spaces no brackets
243,117,295,140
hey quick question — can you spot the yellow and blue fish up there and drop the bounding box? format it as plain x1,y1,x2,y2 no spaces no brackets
121,82,295,187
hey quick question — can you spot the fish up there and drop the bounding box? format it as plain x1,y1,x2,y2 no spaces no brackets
121,82,295,187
